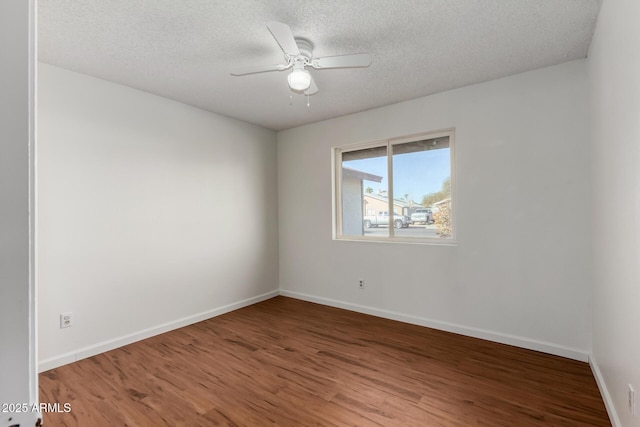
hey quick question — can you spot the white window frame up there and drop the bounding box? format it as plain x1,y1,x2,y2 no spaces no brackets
333,129,456,245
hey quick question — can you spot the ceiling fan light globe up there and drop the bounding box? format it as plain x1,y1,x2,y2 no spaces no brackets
288,69,311,91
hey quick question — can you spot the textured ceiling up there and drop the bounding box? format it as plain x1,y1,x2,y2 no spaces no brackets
38,0,601,131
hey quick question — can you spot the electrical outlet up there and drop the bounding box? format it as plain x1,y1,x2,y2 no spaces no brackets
60,312,73,329
359,279,364,289
629,384,636,416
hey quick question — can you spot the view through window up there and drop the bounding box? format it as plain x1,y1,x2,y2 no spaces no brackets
336,131,454,242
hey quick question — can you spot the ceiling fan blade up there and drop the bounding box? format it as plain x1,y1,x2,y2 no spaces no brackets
266,21,300,56
310,53,372,69
230,63,288,76
304,75,319,95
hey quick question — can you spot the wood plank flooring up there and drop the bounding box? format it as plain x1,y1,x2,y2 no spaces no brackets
39,296,610,426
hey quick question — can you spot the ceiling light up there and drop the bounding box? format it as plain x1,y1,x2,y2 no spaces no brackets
288,69,311,91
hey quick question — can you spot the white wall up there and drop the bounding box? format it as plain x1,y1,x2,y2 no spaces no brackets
278,60,592,360
0,1,40,426
37,64,279,370
589,0,640,425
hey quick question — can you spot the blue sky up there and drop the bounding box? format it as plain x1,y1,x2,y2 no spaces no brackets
344,148,450,202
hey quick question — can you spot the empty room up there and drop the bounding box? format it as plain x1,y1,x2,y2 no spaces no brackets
2,0,639,426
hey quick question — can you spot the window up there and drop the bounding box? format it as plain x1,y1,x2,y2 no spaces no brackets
334,130,455,243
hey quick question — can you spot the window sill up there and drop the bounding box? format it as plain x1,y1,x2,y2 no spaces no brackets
333,235,457,246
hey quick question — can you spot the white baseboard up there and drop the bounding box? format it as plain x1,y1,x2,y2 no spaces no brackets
589,354,621,427
279,289,590,362
38,290,279,372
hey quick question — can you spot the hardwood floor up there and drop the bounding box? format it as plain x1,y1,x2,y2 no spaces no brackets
39,296,610,426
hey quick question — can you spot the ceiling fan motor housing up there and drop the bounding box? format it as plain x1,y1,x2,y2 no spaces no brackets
294,38,313,62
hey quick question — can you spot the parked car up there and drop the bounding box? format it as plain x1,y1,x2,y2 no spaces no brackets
363,211,411,229
410,208,434,225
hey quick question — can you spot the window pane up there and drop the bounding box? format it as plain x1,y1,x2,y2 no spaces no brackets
391,136,452,239
341,146,388,237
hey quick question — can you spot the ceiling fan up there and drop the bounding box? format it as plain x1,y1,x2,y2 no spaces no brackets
230,22,372,96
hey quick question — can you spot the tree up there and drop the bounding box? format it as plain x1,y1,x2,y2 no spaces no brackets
422,192,443,208
441,177,451,195
421,177,452,237
433,201,452,237
421,177,450,208
365,187,374,194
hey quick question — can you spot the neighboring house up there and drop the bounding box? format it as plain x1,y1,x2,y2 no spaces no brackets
341,168,382,235
341,169,426,235
433,197,451,211
363,192,423,218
